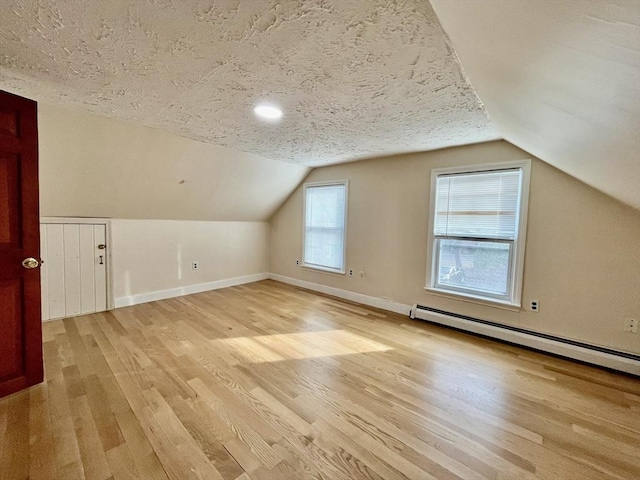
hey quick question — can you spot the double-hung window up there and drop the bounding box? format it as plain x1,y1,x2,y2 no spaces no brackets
303,181,348,273
426,161,530,307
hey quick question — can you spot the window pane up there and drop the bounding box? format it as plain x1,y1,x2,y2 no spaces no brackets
434,169,521,240
436,239,510,296
306,185,345,229
305,228,343,270
304,184,346,271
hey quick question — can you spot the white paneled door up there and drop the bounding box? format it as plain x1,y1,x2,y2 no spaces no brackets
40,223,108,321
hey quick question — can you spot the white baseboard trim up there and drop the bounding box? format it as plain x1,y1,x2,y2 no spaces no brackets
114,273,269,308
411,306,640,376
268,273,412,316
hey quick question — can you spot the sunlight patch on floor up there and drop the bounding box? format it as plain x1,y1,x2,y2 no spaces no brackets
211,329,393,363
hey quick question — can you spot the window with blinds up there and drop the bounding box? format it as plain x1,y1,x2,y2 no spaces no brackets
427,162,530,305
303,181,347,273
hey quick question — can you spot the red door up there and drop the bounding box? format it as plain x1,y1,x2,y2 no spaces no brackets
0,90,43,398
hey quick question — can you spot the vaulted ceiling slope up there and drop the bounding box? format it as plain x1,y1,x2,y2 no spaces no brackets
0,0,497,167
2,2,637,210
37,103,310,221
431,0,640,209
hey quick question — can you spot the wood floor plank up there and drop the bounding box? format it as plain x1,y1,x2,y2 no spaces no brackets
46,335,86,479
28,385,57,480
1,391,31,480
1,280,638,479
69,395,112,480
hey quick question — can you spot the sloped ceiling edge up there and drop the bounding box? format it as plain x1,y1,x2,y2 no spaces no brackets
430,0,640,209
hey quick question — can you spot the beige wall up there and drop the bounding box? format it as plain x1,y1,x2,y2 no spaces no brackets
36,104,280,309
111,219,268,306
37,103,310,221
270,141,640,354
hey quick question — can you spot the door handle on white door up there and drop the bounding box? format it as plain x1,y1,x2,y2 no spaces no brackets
22,257,40,269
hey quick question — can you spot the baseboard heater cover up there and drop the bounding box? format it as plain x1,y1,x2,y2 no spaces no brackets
410,304,640,376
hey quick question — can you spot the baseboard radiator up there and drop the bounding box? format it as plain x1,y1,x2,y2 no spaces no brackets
410,304,640,376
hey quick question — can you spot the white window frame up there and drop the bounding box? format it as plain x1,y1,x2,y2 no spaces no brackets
425,160,531,309
302,180,349,275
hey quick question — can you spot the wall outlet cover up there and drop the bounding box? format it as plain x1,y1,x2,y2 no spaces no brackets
624,318,638,333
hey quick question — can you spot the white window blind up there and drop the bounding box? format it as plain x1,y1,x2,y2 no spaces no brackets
304,183,346,271
434,169,522,240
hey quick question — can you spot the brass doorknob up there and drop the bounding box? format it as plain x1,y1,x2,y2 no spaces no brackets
22,257,40,269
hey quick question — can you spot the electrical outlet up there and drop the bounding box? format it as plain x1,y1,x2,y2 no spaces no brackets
192,261,199,270
348,269,353,277
623,318,638,333
530,300,539,312
295,259,300,265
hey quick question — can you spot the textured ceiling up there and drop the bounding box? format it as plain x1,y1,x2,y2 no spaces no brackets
431,0,640,209
0,0,498,166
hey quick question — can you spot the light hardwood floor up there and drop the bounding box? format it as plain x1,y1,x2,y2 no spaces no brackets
1,280,639,480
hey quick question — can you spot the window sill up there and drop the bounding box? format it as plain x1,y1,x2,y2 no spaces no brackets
302,264,346,276
424,287,521,312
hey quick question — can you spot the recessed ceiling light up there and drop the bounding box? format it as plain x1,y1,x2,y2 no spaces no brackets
254,104,283,120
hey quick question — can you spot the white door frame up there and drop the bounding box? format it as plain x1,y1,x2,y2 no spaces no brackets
40,217,114,311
